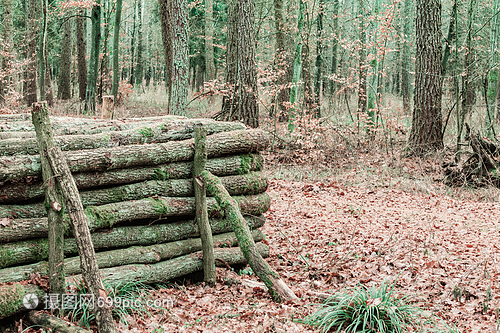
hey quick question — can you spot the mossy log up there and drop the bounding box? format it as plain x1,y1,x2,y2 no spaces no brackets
0,153,263,203
0,215,265,272
0,230,264,283
0,193,270,243
0,283,47,319
27,311,92,333
0,172,267,212
201,171,298,302
0,129,269,182
0,114,188,133
0,113,32,121
0,244,269,319
0,120,246,156
69,243,270,287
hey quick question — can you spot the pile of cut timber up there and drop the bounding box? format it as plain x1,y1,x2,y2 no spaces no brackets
0,114,270,317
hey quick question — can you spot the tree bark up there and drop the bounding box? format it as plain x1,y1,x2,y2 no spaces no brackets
357,0,368,116
0,119,245,156
27,311,92,333
111,0,123,101
220,0,238,120
0,193,270,242
273,0,291,119
135,0,144,87
101,96,114,120
201,171,297,302
58,20,72,100
46,146,116,333
158,0,173,101
169,0,189,115
288,0,304,132
0,154,264,203
31,102,65,296
24,0,38,106
0,215,265,275
401,0,412,115
0,129,269,182
407,0,443,156
85,1,102,114
205,0,216,81
76,9,88,101
237,0,259,128
193,125,216,285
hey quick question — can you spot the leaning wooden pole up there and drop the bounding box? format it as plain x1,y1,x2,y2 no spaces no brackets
46,146,116,333
200,171,298,302
194,124,216,285
31,101,65,296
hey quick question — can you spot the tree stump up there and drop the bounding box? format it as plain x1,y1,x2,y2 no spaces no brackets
101,95,114,119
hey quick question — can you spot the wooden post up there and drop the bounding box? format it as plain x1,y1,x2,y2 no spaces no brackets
46,146,116,333
193,124,216,285
31,101,66,296
101,95,114,119
201,171,298,302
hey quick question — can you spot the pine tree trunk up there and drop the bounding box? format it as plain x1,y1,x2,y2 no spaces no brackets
288,0,304,132
129,1,137,86
170,0,189,115
136,0,143,87
24,0,38,106
85,1,101,114
329,0,339,97
487,0,499,133
159,0,173,101
0,153,264,203
220,0,238,119
401,0,412,115
313,0,324,118
0,215,265,274
111,0,123,100
357,0,367,116
0,0,13,106
273,0,291,120
407,0,443,156
76,9,87,101
58,20,72,100
205,0,216,81
237,0,259,128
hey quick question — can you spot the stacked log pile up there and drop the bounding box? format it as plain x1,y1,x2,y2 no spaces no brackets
0,114,271,312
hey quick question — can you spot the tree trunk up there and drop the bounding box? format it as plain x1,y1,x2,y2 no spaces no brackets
31,102,65,296
407,0,443,156
0,0,13,106
0,153,264,203
357,0,368,117
24,0,38,106
220,0,238,120
288,0,304,132
39,0,48,102
487,0,499,134
201,171,297,302
193,125,216,285
329,0,340,97
0,129,269,182
0,193,270,242
128,0,137,86
170,0,189,115
273,0,291,119
205,0,216,81
313,0,324,117
135,0,143,87
0,215,265,275
401,0,412,115
46,146,117,333
158,0,173,101
441,1,457,77
101,96,114,120
85,1,102,114
111,0,123,100
236,0,259,128
76,9,87,101
0,244,269,319
58,20,72,100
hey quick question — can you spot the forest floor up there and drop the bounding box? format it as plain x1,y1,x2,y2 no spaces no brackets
112,151,500,333
15,99,500,332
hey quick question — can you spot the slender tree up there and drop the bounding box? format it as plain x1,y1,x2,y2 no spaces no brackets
159,0,173,101
401,0,412,114
313,0,325,117
220,0,238,118
288,0,304,132
487,0,499,131
357,0,367,117
112,0,123,101
329,0,340,97
273,0,291,119
85,1,102,114
58,20,72,100
136,0,144,87
237,0,259,128
76,9,87,101
205,0,216,81
0,0,13,105
129,0,137,85
24,0,38,106
407,0,443,155
170,0,189,115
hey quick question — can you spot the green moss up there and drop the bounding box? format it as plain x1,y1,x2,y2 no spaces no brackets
85,206,117,228
111,187,126,202
30,238,49,262
138,127,154,138
152,168,170,181
0,284,25,318
146,197,170,215
237,154,255,175
0,247,16,269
